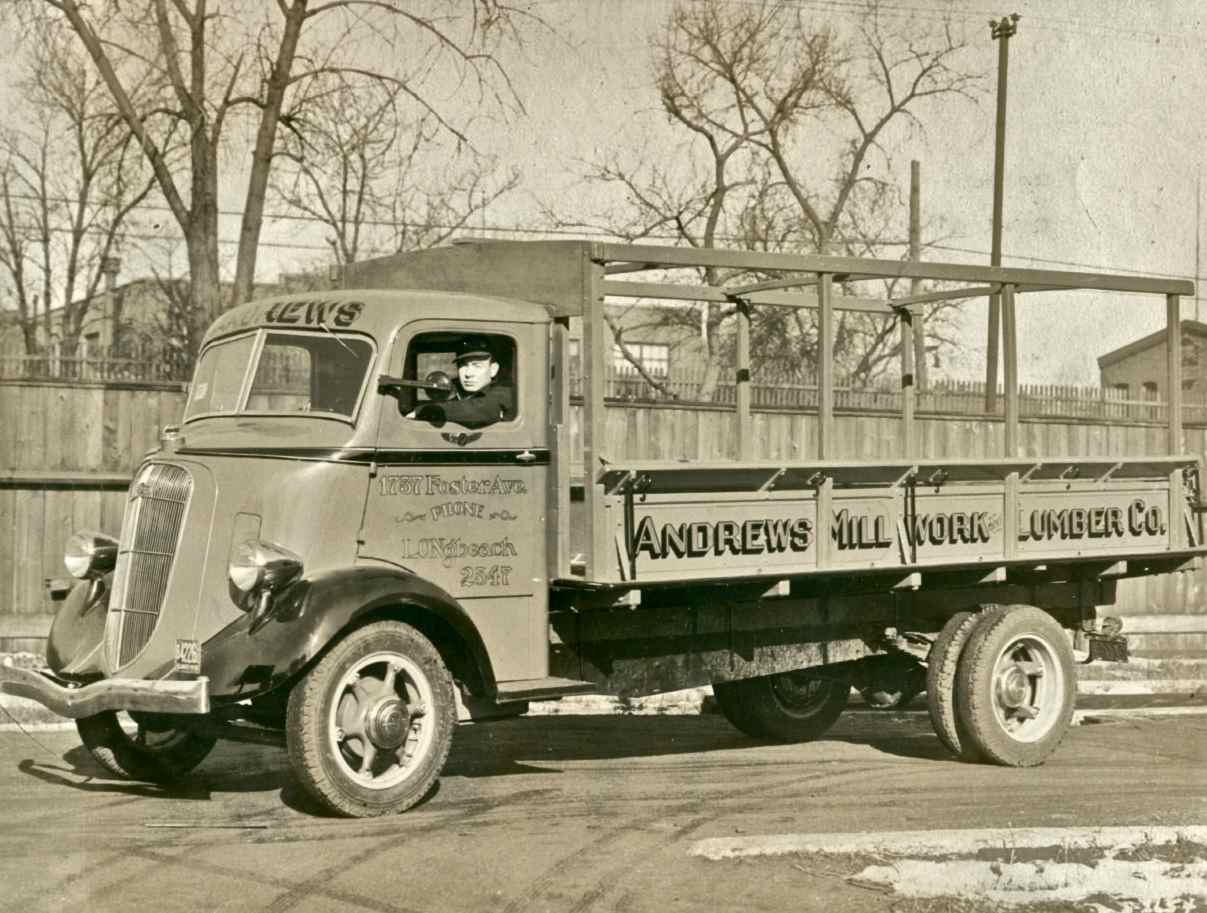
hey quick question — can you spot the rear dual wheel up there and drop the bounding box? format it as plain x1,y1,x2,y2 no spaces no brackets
927,606,1076,767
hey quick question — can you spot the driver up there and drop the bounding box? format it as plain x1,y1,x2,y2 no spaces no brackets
410,335,513,429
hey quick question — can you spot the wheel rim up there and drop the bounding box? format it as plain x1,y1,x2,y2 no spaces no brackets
326,651,436,790
988,634,1066,742
769,673,835,719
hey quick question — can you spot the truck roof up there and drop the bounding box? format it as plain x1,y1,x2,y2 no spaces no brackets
203,287,552,346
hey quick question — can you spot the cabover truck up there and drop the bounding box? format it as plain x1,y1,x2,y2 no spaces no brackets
3,241,1203,818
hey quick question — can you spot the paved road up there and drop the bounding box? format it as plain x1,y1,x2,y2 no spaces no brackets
1,710,1205,913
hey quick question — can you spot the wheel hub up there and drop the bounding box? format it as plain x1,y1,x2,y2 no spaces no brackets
996,665,1031,709
365,697,409,750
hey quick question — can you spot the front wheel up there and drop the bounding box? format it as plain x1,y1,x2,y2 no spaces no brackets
954,606,1076,767
76,711,216,783
713,671,850,742
286,621,456,817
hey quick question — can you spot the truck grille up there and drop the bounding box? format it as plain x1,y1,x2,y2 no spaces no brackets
105,464,192,669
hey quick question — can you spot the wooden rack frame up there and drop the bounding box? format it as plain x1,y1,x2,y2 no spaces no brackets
346,240,1195,582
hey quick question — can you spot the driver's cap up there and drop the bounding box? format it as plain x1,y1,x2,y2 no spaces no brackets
453,335,495,364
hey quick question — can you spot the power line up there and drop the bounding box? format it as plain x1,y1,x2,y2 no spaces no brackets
5,212,1205,286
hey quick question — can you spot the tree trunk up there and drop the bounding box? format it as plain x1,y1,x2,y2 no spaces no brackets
232,0,308,306
187,225,222,341
20,321,39,357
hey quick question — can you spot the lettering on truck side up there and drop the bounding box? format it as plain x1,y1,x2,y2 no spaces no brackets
633,516,813,560
630,498,1168,562
1021,499,1166,541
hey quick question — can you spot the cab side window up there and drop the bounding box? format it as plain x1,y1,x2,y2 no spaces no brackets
403,331,517,430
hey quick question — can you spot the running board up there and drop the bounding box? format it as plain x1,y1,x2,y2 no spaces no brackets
494,677,600,703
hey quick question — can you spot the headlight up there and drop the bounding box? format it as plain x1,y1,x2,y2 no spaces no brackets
64,531,118,579
228,540,304,600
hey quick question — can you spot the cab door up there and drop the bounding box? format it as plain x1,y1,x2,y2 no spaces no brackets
358,317,549,683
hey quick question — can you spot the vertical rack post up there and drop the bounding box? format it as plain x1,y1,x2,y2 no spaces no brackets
1002,283,1019,457
729,298,748,456
910,160,928,389
548,317,571,578
581,249,609,579
900,306,916,458
818,273,834,459
736,298,753,460
1167,293,1183,453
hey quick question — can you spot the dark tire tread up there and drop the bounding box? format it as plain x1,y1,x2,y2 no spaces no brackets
76,712,215,783
926,609,994,761
712,672,849,743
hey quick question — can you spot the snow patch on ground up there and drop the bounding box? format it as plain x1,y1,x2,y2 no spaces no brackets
856,858,1207,911
692,826,1207,911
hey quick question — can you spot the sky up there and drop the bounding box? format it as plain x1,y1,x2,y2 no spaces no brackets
3,0,1206,385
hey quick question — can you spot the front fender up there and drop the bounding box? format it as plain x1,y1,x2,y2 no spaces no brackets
200,565,496,701
46,575,110,678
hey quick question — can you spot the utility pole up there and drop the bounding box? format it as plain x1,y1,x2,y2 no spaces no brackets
985,12,1020,412
1187,170,1197,321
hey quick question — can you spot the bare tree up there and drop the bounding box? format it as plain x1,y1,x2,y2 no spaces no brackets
271,78,519,269
551,0,982,397
0,21,153,358
24,0,539,349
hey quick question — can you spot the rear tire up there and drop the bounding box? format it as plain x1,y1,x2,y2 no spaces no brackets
955,606,1076,767
76,711,215,783
286,621,456,817
712,671,849,742
926,608,1007,761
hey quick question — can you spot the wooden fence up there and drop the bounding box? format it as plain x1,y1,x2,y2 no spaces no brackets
583,368,1182,422
2,377,1206,660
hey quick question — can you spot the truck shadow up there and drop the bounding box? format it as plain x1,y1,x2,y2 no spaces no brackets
16,743,290,802
12,713,955,809
442,711,953,778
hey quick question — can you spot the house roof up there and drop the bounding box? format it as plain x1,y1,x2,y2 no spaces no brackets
1096,320,1207,369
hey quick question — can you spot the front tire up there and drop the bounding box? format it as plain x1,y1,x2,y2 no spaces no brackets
954,606,1076,767
286,621,456,817
713,670,849,742
76,711,216,783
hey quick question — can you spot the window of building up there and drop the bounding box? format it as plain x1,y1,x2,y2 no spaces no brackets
611,341,669,376
1112,382,1129,396
1142,381,1159,397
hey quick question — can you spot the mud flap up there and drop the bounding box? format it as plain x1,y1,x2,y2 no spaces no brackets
1086,633,1129,664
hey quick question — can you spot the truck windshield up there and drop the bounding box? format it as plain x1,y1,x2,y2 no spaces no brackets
184,330,374,421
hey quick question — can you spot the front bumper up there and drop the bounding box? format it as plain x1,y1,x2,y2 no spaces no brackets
0,661,209,719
